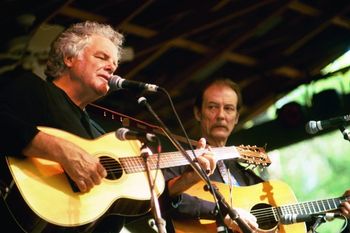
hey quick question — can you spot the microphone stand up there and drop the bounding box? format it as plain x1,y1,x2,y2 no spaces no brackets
339,125,350,142
307,214,326,233
140,144,167,233
137,96,252,233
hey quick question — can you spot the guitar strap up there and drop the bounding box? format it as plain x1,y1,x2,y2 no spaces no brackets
217,160,239,186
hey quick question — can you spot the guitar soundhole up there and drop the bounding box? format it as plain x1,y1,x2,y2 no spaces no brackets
99,156,123,180
251,203,278,230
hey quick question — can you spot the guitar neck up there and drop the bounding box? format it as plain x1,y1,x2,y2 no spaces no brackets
276,195,350,217
119,146,240,174
157,146,241,167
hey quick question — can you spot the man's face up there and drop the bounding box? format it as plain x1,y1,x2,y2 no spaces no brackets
65,34,119,99
195,84,239,145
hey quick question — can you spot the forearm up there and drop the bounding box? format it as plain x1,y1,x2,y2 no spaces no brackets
22,131,77,166
167,171,201,197
169,193,216,220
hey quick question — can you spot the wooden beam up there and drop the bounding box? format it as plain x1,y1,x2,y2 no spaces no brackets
60,5,108,22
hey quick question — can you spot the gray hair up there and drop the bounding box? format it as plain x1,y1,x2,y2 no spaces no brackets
45,21,124,79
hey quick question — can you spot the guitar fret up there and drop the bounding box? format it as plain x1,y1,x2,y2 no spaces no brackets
158,151,190,168
317,201,323,212
320,200,326,211
333,198,339,209
294,204,300,214
271,207,279,221
300,203,305,214
120,157,144,173
305,202,312,214
323,200,328,211
299,203,305,214
120,157,128,173
326,199,331,209
137,157,145,172
311,202,317,213
298,204,304,214
304,202,309,214
127,157,135,173
130,157,139,172
331,199,337,208
279,205,289,215
280,206,285,215
313,202,320,212
329,199,337,209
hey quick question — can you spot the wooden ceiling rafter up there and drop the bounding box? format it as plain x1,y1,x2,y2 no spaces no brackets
131,0,276,58
166,1,293,96
57,2,309,82
284,3,350,55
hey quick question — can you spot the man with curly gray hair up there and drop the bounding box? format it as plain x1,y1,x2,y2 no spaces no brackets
45,21,124,81
0,21,129,232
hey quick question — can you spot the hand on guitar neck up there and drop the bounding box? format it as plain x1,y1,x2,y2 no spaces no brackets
340,189,350,218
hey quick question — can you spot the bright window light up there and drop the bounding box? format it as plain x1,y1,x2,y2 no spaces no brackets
321,49,350,75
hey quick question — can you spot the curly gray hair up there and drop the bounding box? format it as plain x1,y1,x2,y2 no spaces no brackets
45,21,124,79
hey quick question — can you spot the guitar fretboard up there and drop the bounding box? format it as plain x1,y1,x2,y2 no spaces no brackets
274,196,349,219
119,147,244,174
251,195,350,225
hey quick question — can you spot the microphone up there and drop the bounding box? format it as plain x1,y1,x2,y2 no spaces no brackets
305,114,350,134
109,75,159,92
280,213,342,224
115,127,157,142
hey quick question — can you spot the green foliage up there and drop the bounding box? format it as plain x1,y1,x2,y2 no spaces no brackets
266,130,350,233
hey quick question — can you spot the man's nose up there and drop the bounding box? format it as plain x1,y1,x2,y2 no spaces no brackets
216,107,225,118
105,61,117,74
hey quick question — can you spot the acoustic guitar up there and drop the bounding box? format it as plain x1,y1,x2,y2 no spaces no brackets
4,126,270,231
172,180,349,233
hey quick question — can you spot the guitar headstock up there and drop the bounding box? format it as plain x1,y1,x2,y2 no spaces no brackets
236,145,271,167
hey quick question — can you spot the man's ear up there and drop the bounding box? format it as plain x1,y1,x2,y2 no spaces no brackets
234,113,240,125
193,107,201,122
64,56,74,68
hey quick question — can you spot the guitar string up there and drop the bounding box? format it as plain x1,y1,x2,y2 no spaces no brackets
98,154,288,224
98,146,267,172
97,156,347,225
99,156,188,172
249,197,345,224
250,199,343,216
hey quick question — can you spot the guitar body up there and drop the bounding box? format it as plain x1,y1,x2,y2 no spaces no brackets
173,180,307,233
4,127,165,231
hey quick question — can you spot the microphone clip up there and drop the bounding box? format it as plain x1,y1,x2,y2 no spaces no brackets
115,127,158,143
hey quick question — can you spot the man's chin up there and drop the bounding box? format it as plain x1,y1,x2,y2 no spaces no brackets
96,84,109,96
